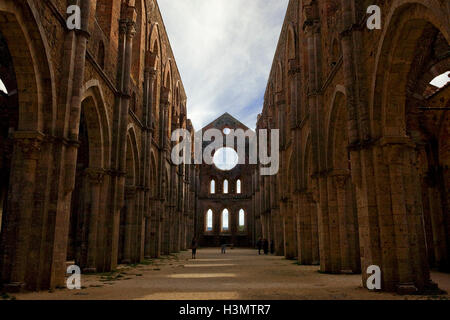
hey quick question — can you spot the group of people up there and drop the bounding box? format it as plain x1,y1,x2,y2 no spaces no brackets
190,237,274,259
256,238,274,255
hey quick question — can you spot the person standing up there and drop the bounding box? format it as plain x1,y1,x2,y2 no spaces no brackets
220,238,227,254
191,237,198,259
263,239,269,255
257,238,263,255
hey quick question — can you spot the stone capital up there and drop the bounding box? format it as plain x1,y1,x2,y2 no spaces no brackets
13,131,45,160
125,186,137,198
85,168,105,185
160,87,172,105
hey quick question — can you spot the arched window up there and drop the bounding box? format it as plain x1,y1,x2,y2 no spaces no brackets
236,179,241,194
223,179,229,194
222,209,229,232
210,179,215,194
206,209,213,232
239,209,245,232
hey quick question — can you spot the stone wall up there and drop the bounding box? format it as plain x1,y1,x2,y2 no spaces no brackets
255,0,449,293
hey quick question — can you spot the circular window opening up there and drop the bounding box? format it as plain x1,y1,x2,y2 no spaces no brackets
213,147,238,171
223,127,231,135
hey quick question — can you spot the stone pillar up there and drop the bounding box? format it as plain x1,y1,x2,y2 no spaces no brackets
297,193,312,264
384,140,431,292
84,168,105,273
309,193,320,265
122,186,136,264
326,174,341,273
282,200,296,259
0,131,43,290
144,213,152,259
317,174,332,273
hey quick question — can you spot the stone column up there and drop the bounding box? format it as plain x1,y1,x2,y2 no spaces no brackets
297,193,312,264
309,193,320,265
144,212,152,259
122,186,136,264
339,174,360,273
282,199,296,259
383,140,431,292
0,131,43,290
326,174,341,273
84,168,105,273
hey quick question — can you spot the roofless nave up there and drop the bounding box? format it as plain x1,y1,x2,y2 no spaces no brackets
0,0,449,295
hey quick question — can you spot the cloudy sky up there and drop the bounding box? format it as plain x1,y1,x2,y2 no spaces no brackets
158,0,289,130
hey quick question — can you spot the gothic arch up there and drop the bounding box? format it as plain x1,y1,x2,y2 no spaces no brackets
302,133,313,191
370,0,450,138
276,61,283,93
149,23,162,73
81,80,112,169
150,150,158,197
126,125,140,187
132,0,146,83
325,86,347,170
0,0,56,133
286,24,297,61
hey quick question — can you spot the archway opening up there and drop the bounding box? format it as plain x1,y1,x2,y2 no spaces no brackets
0,30,18,235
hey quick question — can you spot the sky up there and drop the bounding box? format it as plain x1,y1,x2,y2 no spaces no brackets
158,0,290,130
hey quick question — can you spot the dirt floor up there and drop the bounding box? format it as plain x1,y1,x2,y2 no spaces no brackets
11,248,450,300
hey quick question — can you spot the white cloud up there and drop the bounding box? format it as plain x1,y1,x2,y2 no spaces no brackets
158,0,289,130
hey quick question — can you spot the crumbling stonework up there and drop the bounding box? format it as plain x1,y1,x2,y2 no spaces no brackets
0,0,196,291
0,0,448,296
256,0,449,293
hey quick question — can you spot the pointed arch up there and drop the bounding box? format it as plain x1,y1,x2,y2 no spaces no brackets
236,179,242,194
370,0,450,138
132,0,146,83
206,209,213,232
210,179,216,194
0,0,56,133
126,125,140,187
81,80,112,169
221,209,229,232
223,179,229,194
286,23,297,61
325,85,347,170
238,209,246,232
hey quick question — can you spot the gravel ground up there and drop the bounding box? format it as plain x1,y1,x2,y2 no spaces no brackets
12,248,450,300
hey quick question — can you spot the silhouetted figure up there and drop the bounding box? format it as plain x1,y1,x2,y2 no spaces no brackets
263,239,269,255
270,240,275,254
257,238,263,255
191,238,198,259
221,238,227,254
